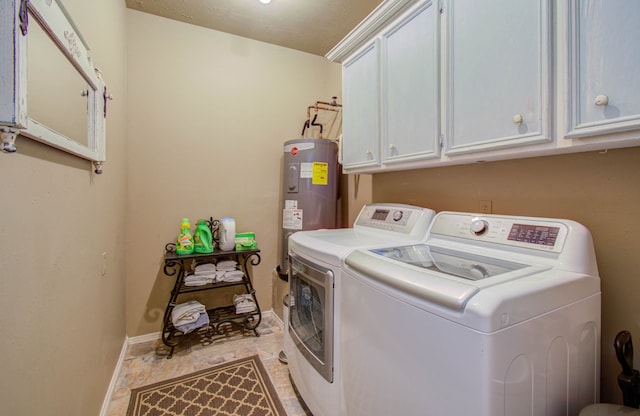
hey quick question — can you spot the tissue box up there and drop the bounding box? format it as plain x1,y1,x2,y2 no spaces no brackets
235,232,257,251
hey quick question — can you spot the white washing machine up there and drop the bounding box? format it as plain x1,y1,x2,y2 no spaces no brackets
341,211,601,416
285,203,436,416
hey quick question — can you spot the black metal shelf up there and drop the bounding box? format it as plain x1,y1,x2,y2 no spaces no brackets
164,247,260,262
161,222,262,358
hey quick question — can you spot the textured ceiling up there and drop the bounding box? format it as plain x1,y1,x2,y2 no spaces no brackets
124,0,384,56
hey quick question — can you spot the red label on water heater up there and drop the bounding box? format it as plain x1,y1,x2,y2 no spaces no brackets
291,147,298,156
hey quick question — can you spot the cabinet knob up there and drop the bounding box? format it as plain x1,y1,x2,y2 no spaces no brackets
389,144,396,155
594,94,609,106
512,114,523,125
366,149,373,159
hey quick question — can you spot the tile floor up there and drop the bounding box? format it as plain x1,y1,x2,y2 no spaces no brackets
106,314,311,415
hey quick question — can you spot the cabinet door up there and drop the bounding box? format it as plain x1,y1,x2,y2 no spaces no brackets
342,40,380,169
566,0,640,138
444,0,551,155
382,0,440,164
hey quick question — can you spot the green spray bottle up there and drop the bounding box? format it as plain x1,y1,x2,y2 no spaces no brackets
194,220,213,254
175,218,195,255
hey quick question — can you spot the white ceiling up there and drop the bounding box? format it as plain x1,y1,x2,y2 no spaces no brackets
124,0,384,56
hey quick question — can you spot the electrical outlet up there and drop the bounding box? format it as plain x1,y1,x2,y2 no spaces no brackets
479,200,493,214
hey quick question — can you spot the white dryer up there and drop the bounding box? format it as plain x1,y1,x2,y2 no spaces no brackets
341,211,601,416
285,203,435,416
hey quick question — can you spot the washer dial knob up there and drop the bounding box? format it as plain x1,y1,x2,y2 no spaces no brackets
392,210,404,221
470,219,489,235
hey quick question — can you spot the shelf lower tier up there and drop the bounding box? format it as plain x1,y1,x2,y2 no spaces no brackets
162,305,262,359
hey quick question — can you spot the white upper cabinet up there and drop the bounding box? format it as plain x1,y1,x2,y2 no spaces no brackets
329,0,640,173
382,1,440,164
342,40,381,169
339,0,439,170
330,0,438,171
443,0,551,155
565,0,640,138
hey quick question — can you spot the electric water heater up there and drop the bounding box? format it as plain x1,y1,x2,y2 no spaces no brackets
278,138,339,277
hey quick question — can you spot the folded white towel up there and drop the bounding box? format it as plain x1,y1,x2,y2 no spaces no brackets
194,263,216,275
184,277,214,286
236,304,257,314
216,260,237,270
175,311,210,334
184,272,215,286
233,294,254,304
221,270,244,282
186,272,216,280
171,300,206,326
233,294,257,314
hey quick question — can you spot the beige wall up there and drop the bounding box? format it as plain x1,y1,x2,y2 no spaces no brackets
372,146,640,404
0,0,128,414
1,3,341,412
125,10,342,336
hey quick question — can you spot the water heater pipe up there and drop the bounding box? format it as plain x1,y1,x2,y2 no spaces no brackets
302,104,341,137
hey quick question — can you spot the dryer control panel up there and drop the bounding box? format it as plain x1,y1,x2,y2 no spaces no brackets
354,203,435,239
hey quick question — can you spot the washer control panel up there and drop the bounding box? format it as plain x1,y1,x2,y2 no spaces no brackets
429,212,569,253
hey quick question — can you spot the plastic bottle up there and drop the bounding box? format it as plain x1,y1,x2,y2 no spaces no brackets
175,218,194,255
219,217,236,251
194,220,214,254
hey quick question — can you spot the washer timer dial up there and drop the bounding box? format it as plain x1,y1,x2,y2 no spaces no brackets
392,210,404,221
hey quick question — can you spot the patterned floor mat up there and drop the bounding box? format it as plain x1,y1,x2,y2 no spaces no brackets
126,355,287,416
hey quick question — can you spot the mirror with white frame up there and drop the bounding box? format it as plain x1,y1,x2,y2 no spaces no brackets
0,0,109,173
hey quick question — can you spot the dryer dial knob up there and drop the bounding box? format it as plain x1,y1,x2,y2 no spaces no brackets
470,219,488,235
392,210,404,221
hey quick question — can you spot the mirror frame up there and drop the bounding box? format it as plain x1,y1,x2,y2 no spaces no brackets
0,0,108,173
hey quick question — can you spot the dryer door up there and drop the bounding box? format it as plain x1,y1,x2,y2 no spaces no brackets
289,252,334,383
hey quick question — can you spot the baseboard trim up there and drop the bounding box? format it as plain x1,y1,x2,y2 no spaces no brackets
271,309,284,328
99,334,129,416
100,310,276,415
127,331,161,345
